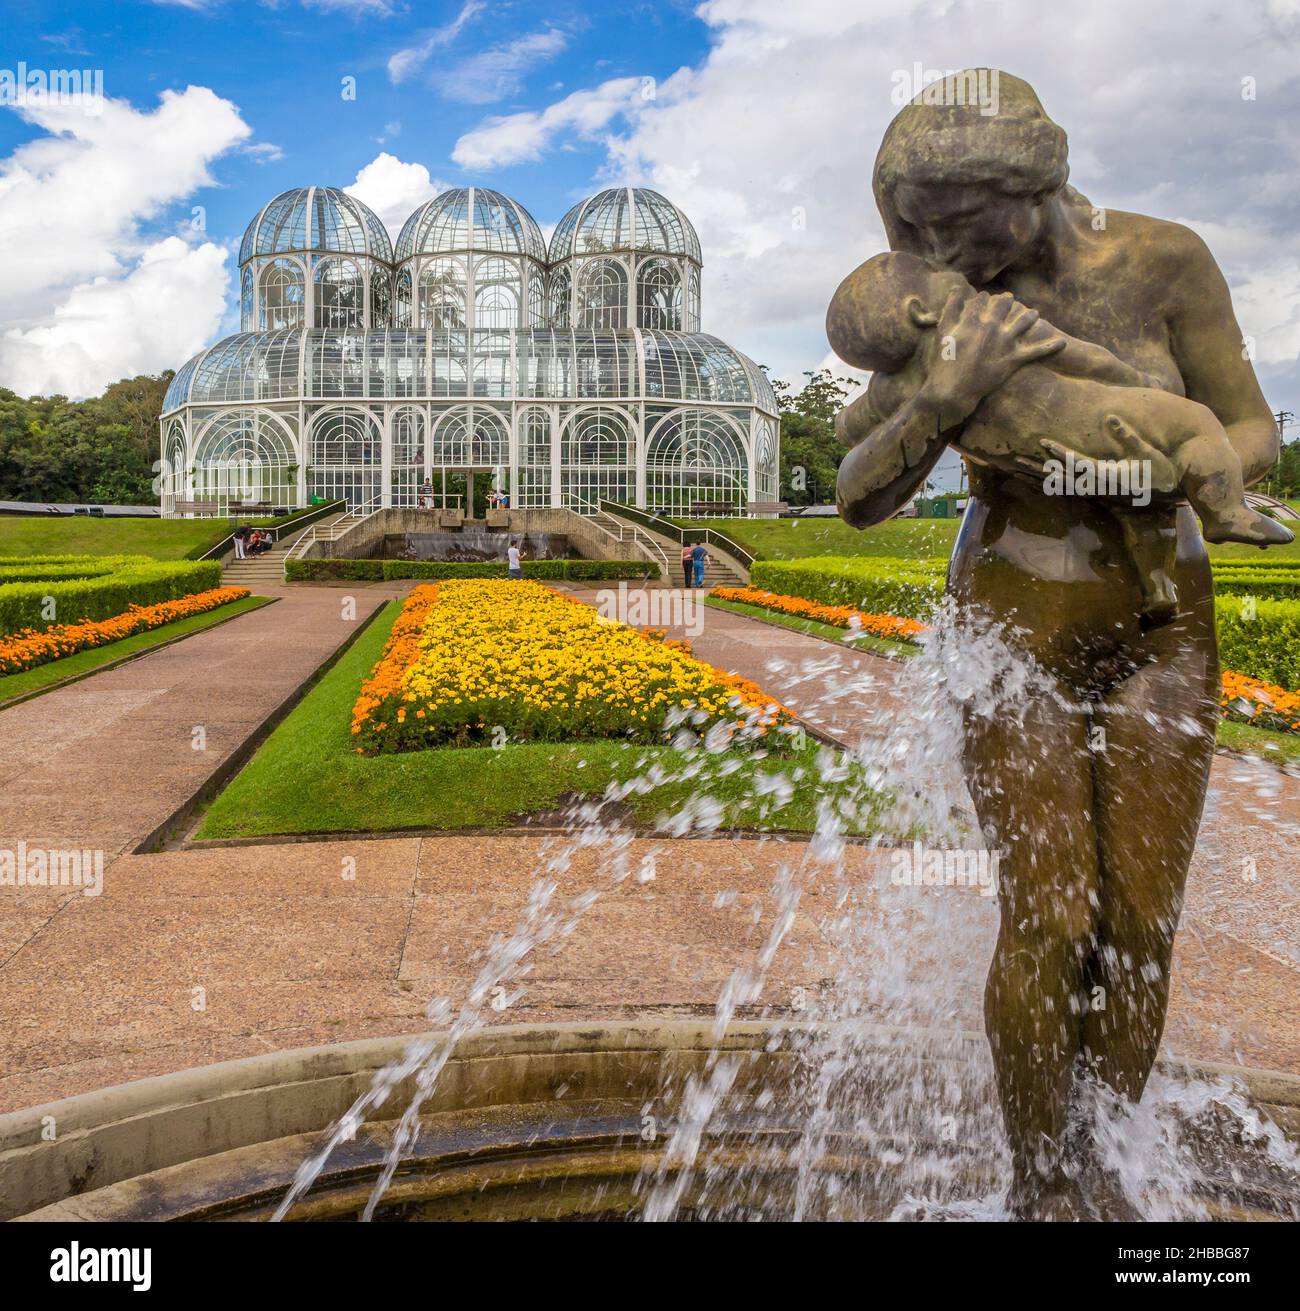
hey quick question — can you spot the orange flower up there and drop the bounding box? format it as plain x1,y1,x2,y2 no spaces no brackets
709,584,929,644
0,587,251,677
1220,668,1300,734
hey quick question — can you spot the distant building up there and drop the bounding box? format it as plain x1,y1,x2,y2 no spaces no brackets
159,186,779,518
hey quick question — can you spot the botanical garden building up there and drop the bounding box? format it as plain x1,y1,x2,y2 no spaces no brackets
159,185,780,518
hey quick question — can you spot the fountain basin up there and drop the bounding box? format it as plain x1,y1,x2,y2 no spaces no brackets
2,1022,1297,1221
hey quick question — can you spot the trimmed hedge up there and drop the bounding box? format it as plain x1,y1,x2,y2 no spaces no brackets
1215,596,1300,690
0,556,223,634
284,557,656,583
1213,571,1300,600
750,556,944,620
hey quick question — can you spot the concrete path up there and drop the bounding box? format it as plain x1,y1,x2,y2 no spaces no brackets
0,581,1295,1113
0,582,410,857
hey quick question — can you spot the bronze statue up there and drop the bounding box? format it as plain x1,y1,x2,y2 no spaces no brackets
831,71,1287,1219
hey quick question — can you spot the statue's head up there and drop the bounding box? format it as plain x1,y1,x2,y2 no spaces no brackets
874,71,1069,285
827,251,973,373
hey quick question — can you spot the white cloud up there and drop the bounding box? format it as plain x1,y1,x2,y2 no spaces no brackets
388,1,485,84
0,84,250,398
435,29,569,105
345,152,447,236
0,237,230,398
452,77,643,169
461,0,1300,418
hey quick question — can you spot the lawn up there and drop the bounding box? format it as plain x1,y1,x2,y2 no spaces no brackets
685,514,1300,565
0,504,330,561
197,600,890,839
1216,718,1300,766
0,595,273,705
682,516,958,561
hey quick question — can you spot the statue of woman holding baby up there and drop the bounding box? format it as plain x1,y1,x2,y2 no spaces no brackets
832,71,1283,1219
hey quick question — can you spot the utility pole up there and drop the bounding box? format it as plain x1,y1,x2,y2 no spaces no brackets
1271,411,1294,497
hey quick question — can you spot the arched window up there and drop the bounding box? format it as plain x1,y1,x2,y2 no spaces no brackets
562,408,633,466
646,410,747,516
527,274,545,327
390,407,425,507
370,266,391,330
687,267,701,331
313,257,363,330
394,268,413,328
429,408,508,466
310,407,380,465
240,268,253,331
636,259,682,330
194,410,297,513
473,258,521,331
754,421,778,500
308,407,382,510
576,259,627,329
419,258,467,329
549,266,571,328
259,259,304,330
163,421,187,515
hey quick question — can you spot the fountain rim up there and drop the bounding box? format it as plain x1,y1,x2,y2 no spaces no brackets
2,1020,1298,1222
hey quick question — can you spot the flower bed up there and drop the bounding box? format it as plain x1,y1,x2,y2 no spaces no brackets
350,580,791,753
0,555,223,634
0,587,251,676
1220,670,1300,735
709,584,928,644
720,580,1300,738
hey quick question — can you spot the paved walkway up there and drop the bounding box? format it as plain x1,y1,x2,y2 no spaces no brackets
0,582,1295,1112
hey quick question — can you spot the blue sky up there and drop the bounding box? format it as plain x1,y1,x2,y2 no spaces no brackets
4,0,1300,498
1,0,711,255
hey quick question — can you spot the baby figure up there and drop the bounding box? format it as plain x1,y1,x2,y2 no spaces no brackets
828,251,1293,625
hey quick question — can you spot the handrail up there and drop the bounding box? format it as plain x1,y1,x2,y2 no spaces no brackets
599,501,756,571
569,495,669,577
198,499,345,562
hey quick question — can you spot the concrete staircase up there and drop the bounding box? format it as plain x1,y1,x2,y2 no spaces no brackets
221,512,347,589
628,521,749,589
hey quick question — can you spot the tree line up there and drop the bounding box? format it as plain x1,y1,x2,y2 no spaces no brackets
1,366,1296,507
0,373,172,505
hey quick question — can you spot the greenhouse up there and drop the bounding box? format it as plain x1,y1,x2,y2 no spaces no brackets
160,185,780,518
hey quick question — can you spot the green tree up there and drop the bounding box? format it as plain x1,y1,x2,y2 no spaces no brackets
763,368,860,506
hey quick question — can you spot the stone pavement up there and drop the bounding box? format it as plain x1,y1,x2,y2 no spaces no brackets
0,581,1295,1112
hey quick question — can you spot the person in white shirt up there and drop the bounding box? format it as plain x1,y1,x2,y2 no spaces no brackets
507,541,523,579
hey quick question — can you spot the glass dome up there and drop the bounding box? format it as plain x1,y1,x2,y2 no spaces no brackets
239,187,393,265
549,188,702,264
395,187,547,263
162,329,777,412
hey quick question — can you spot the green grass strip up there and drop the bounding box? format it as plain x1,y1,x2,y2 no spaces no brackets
0,596,272,706
197,599,891,840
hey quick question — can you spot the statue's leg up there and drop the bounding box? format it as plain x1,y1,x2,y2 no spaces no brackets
962,687,1100,1217
1083,632,1218,1098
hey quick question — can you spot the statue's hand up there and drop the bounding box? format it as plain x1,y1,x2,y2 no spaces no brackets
918,291,1066,428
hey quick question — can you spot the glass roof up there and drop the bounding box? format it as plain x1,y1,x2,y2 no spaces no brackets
239,187,393,264
163,329,774,412
549,188,702,264
395,187,547,263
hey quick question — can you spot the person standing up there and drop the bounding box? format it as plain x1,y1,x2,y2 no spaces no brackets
507,540,524,580
680,541,694,588
691,542,709,588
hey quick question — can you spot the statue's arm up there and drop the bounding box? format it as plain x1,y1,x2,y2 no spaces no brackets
834,290,1068,528
1166,228,1279,486
835,389,949,528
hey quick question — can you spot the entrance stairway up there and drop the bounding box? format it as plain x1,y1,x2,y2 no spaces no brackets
596,508,749,588
222,512,347,588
